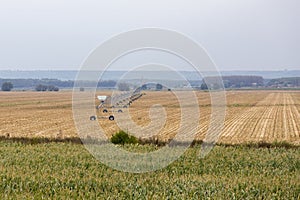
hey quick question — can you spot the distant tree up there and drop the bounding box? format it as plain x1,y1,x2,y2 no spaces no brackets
1,82,13,91
118,83,130,91
141,84,148,90
35,84,48,91
48,85,59,91
47,85,55,91
53,87,59,91
156,83,163,91
200,83,208,90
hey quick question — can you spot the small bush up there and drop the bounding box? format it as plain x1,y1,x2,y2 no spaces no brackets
111,131,138,145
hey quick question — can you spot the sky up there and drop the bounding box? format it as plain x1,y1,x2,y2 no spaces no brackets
0,0,299,71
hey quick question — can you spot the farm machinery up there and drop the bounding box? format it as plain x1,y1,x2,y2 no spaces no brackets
90,89,143,121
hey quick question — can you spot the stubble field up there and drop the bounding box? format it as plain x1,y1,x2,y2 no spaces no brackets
0,90,299,145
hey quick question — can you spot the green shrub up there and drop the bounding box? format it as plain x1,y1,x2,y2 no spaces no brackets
111,130,138,145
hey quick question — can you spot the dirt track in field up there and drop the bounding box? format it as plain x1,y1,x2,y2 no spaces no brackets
0,90,299,145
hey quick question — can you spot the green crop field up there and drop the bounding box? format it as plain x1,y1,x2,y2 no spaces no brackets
0,141,299,199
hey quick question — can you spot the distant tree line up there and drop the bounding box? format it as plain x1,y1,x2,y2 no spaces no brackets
267,77,300,88
200,76,264,89
0,78,73,89
0,78,117,90
35,84,59,91
98,80,117,88
117,82,130,91
1,76,300,91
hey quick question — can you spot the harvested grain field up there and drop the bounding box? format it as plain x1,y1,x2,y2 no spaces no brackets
0,90,299,145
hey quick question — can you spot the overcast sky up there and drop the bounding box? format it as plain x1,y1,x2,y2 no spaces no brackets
0,0,299,71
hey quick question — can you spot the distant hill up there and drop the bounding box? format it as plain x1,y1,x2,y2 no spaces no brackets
0,70,300,80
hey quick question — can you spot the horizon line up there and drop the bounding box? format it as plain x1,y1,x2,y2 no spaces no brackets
0,69,299,72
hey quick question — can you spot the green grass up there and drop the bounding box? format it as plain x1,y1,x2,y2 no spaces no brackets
0,141,299,199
